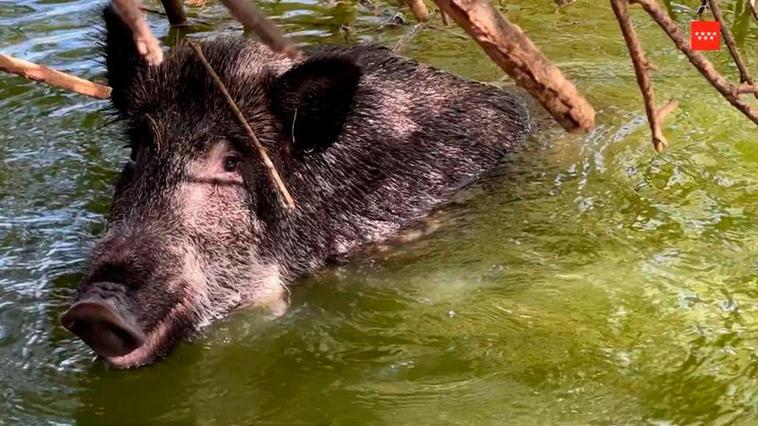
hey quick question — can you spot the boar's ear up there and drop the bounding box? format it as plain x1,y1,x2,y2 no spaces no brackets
102,5,148,115
268,56,361,156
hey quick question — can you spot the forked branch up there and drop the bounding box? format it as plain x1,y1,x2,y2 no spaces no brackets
610,0,676,152
629,0,757,126
706,0,757,100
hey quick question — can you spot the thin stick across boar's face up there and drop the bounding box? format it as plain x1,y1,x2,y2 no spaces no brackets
60,7,363,368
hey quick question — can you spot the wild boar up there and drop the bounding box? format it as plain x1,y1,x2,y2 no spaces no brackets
60,5,529,368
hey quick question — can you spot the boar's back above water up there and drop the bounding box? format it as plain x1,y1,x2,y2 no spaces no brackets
60,5,530,368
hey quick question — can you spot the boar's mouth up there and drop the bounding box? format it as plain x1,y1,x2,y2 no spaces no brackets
61,299,146,358
100,301,189,369
61,284,192,369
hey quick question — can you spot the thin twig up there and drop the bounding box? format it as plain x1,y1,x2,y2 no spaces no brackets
611,0,675,152
657,98,679,120
433,0,595,133
706,0,757,100
630,0,756,126
219,0,299,58
188,41,296,210
0,54,111,99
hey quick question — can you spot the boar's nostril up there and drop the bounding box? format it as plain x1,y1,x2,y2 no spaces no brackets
60,299,146,358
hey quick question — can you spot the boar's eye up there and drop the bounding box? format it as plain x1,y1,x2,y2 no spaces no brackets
223,156,240,173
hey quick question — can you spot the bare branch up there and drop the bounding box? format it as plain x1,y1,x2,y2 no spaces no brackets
0,54,111,99
629,0,756,126
610,0,674,152
219,0,299,58
188,41,295,210
706,0,757,100
433,0,595,133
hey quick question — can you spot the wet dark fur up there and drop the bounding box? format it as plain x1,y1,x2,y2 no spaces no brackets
69,6,529,365
104,8,528,273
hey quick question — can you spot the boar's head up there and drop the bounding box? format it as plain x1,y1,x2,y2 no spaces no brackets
61,0,529,367
60,7,364,368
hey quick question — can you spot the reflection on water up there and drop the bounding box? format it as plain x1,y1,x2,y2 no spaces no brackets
0,0,757,424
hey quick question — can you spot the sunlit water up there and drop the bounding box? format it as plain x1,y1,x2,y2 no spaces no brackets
1,0,757,424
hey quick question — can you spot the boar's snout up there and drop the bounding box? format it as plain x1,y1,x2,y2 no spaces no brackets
61,285,145,358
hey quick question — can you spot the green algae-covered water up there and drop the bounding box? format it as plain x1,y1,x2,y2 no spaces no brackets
1,0,757,424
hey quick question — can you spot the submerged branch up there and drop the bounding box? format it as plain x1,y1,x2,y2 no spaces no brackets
433,0,595,133
133,0,297,59
188,41,296,210
0,54,111,99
